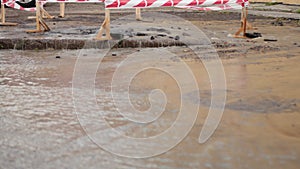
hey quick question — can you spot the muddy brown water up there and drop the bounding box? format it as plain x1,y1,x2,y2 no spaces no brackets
1,44,299,169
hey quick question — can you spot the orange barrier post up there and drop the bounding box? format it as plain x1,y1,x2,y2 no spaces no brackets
26,1,50,32
0,3,18,26
235,7,254,38
95,9,112,40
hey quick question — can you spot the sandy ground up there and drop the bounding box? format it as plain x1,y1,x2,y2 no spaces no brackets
0,3,300,169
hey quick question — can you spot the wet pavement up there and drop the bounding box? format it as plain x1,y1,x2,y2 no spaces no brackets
0,45,299,168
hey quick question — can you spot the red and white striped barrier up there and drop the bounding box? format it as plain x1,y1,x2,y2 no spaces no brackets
38,0,103,2
97,0,250,39
1,0,36,11
1,0,248,11
104,0,248,10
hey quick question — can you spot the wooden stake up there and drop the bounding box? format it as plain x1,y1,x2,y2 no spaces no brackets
26,1,50,33
136,8,142,21
243,7,248,37
0,3,17,26
1,4,4,23
35,1,41,31
95,9,112,40
59,3,65,18
41,7,55,19
235,7,249,38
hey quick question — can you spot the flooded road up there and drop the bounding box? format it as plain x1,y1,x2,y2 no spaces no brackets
1,47,300,169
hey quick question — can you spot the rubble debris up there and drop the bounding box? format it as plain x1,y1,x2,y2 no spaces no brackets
136,32,148,36
157,34,167,37
264,38,278,42
146,28,171,34
271,19,284,26
245,32,262,39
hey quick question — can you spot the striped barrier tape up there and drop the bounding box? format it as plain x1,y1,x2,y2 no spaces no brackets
104,0,249,10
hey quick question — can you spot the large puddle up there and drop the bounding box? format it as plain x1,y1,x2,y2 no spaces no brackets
1,47,299,168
